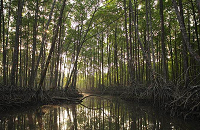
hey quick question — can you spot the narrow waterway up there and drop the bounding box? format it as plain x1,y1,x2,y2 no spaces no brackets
0,94,199,130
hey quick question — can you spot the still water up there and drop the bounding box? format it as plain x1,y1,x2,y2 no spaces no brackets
0,94,199,130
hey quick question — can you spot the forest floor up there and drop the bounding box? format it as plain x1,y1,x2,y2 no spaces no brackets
83,84,200,120
0,84,83,112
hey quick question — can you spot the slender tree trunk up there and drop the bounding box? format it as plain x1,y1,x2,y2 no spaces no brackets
123,0,130,84
129,0,156,83
5,0,11,85
10,0,23,86
129,0,134,84
160,0,168,81
168,18,175,81
38,0,66,89
98,40,101,86
107,34,111,86
29,0,56,88
175,29,179,82
149,0,156,72
120,45,123,85
72,29,79,89
53,23,62,89
114,26,119,85
134,0,139,82
101,32,104,87
29,0,38,88
1,0,6,85
172,0,200,65
191,0,200,55
50,51,55,88
0,0,2,79
65,8,98,88
25,16,29,87
196,0,200,17
145,0,152,83
19,36,22,87
144,30,148,82
179,0,188,87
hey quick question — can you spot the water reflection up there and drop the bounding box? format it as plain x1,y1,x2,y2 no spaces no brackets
0,95,199,130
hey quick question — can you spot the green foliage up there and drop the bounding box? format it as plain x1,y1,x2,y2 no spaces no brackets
0,0,200,91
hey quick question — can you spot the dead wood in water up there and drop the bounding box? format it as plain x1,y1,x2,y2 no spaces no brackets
52,96,81,103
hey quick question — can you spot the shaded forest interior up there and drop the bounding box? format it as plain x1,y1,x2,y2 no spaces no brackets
0,0,200,119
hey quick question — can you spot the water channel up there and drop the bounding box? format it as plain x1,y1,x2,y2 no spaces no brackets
0,94,199,130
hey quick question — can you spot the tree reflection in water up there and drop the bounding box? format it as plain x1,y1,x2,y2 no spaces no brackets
0,95,199,130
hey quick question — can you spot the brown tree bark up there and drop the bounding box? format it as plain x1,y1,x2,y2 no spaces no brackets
129,0,156,83
160,0,168,81
29,0,56,88
38,0,66,89
196,0,200,17
149,0,156,72
25,15,29,87
5,0,11,84
123,0,130,84
191,0,200,55
1,0,6,85
10,0,23,86
29,0,38,88
114,26,119,85
172,0,200,65
53,23,62,89
101,32,104,86
178,0,188,87
65,8,98,88
129,0,134,84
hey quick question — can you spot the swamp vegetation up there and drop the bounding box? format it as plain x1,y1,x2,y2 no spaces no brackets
0,0,200,126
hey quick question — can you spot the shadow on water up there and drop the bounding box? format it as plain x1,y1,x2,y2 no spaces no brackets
0,94,199,130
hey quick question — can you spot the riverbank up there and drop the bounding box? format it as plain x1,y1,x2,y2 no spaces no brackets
0,84,83,111
82,84,200,120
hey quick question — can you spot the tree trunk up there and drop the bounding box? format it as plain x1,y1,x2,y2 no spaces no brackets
19,36,22,87
160,0,168,81
168,18,175,81
191,0,200,55
101,32,104,87
107,34,111,86
29,0,38,88
129,0,156,83
53,23,62,89
29,0,56,88
123,0,130,84
179,0,188,87
149,0,156,72
129,0,134,84
145,0,152,83
5,0,11,85
120,45,123,85
38,0,66,89
175,29,179,82
196,0,200,17
25,15,29,87
10,0,23,86
172,0,200,65
1,0,6,85
114,26,119,85
64,8,97,88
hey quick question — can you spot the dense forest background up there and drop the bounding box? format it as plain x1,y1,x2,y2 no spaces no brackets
0,0,200,93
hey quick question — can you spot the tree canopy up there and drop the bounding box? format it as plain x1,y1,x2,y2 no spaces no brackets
0,0,200,91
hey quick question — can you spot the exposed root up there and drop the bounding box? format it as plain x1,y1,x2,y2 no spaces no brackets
0,85,83,111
